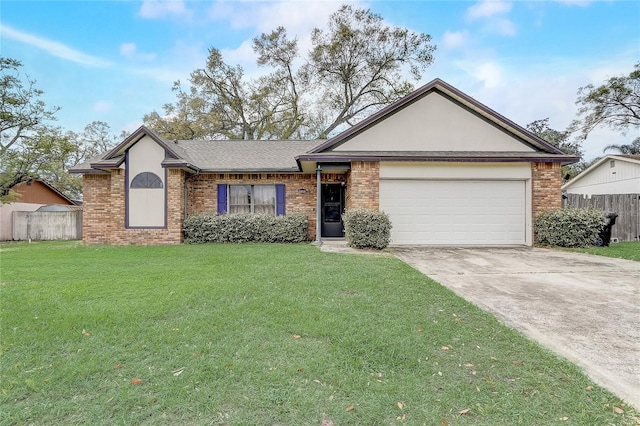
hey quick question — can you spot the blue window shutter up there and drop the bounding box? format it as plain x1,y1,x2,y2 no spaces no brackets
276,184,285,216
217,184,227,214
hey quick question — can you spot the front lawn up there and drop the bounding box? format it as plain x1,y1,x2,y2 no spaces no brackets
562,241,640,261
1,242,636,425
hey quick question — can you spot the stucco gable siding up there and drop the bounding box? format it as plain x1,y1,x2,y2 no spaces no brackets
332,92,536,153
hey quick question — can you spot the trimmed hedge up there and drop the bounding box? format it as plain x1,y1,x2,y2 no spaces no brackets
343,208,392,250
183,213,308,244
534,208,606,248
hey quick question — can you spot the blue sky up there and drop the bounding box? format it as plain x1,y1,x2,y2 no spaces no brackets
1,0,639,160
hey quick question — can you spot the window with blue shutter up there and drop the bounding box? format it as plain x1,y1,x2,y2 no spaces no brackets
276,184,285,216
220,184,284,215
217,184,227,214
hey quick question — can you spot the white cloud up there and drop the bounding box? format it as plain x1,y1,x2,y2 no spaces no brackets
207,1,352,34
493,18,517,36
120,42,157,61
93,101,112,113
0,24,111,67
459,61,504,89
120,42,137,58
465,1,516,36
467,0,512,20
442,31,468,49
138,0,190,19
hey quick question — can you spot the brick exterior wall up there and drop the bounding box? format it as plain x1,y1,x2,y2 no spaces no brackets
532,162,563,217
81,160,563,245
81,169,184,245
346,161,379,210
187,172,344,241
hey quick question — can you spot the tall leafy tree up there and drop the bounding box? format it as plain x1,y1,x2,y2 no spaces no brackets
0,57,60,156
526,118,584,180
144,4,436,140
306,5,435,137
603,137,640,155
572,63,640,140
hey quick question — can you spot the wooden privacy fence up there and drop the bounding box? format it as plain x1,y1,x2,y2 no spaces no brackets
12,211,83,241
563,193,640,242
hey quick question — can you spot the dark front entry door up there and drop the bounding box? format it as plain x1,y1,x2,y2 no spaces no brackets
321,184,345,237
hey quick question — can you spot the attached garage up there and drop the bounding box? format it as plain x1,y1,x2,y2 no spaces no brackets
379,163,532,246
380,179,527,245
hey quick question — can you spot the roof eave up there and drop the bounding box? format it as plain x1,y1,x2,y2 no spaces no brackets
298,154,579,164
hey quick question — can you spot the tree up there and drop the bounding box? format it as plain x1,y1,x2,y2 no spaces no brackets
603,137,640,155
526,118,583,180
144,4,436,140
526,118,582,158
305,5,435,137
0,57,120,202
0,57,60,156
572,63,640,140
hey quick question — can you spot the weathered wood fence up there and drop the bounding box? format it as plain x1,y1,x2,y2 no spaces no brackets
563,193,639,242
11,211,83,241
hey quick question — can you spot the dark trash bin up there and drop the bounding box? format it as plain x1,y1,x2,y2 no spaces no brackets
594,212,618,247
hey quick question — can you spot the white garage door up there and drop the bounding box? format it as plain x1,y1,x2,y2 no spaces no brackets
379,180,526,245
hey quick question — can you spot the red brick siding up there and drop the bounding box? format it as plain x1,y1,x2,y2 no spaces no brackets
346,161,379,210
187,173,344,241
532,162,563,217
81,169,184,245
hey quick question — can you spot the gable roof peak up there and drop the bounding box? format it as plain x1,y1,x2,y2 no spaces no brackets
310,78,566,156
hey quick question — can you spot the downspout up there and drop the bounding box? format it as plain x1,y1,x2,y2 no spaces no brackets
315,164,322,245
184,171,199,221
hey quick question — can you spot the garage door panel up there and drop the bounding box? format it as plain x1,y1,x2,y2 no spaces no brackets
380,180,526,245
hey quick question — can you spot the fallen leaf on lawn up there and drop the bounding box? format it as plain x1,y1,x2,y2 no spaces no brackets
561,417,569,421
313,379,322,384
172,367,184,376
614,407,624,414
441,346,450,350
114,364,121,370
459,408,470,415
293,334,301,339
417,328,424,332
345,405,355,412
464,363,474,368
397,402,404,410
82,329,90,337
440,419,449,425
321,418,334,426
585,386,593,391
130,378,142,385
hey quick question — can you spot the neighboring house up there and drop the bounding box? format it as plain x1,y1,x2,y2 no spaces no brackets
562,154,640,242
0,179,76,240
562,155,640,195
70,79,577,246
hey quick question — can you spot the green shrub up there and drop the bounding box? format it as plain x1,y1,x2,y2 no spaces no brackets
343,208,392,250
184,213,308,244
534,208,606,247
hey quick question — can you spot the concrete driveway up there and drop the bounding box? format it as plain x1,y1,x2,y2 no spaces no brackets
394,247,640,409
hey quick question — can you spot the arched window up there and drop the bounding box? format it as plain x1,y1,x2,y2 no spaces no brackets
130,172,163,189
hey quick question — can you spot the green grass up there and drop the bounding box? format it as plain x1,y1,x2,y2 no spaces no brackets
1,242,637,425
561,241,640,261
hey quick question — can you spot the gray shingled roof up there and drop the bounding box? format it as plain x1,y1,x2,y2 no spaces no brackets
172,139,323,172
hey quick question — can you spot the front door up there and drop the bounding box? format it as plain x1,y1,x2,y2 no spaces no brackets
321,184,345,237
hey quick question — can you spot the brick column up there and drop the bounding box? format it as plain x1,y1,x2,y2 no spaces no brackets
346,161,379,210
532,162,563,217
82,174,111,244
